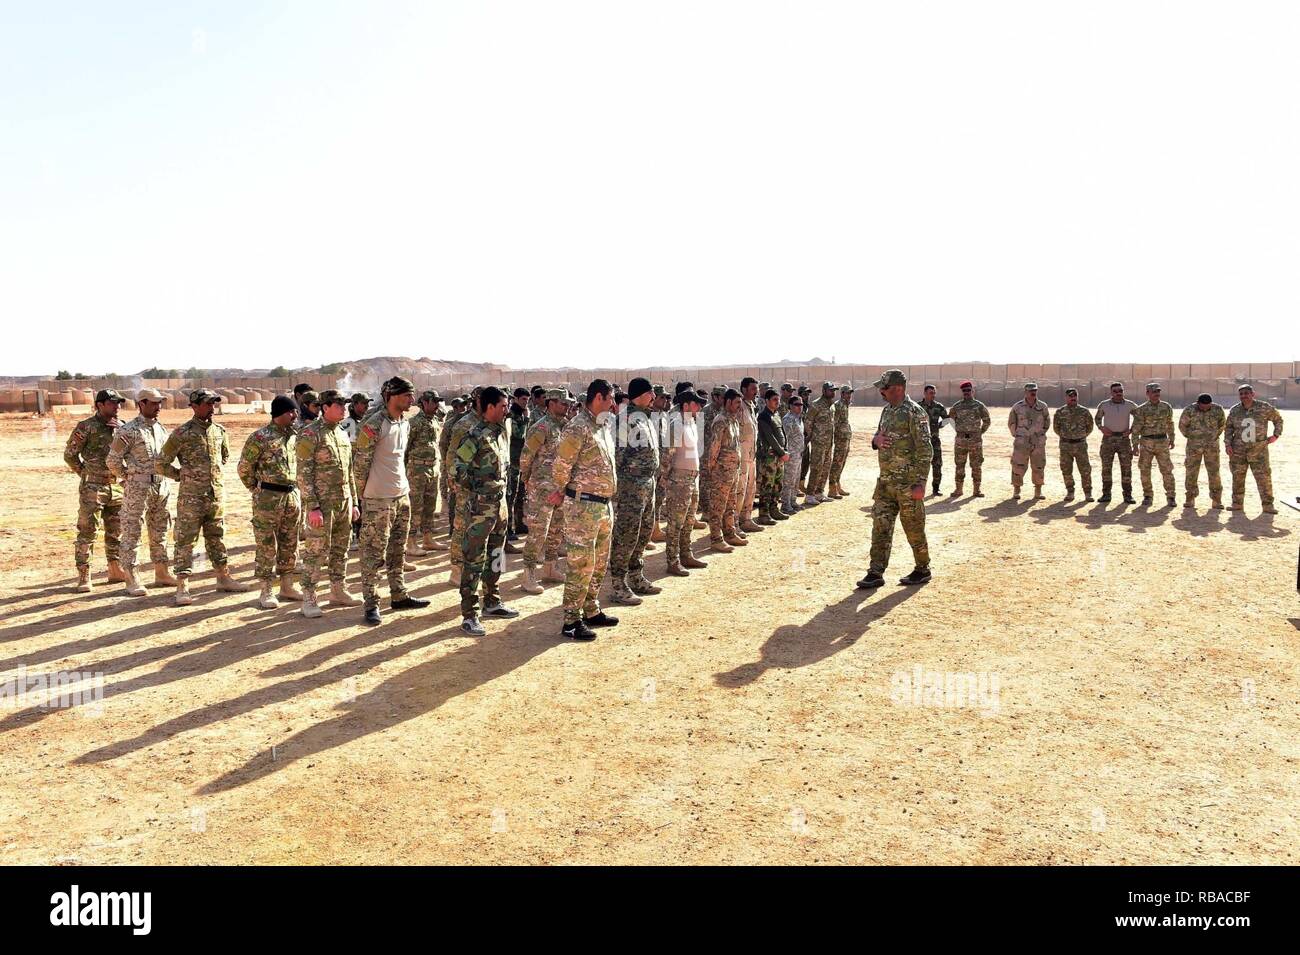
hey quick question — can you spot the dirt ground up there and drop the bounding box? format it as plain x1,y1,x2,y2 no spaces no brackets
0,405,1296,865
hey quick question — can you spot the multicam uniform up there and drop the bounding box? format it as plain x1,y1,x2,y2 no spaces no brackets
65,413,123,570
703,409,742,538
1131,398,1176,500
804,393,836,496
919,398,947,491
157,417,231,576
520,410,567,568
660,408,702,568
238,421,300,582
1051,404,1094,497
455,418,510,617
296,417,356,590
700,397,723,514
829,395,854,490
1178,402,1226,504
948,397,990,490
1008,398,1051,491
406,408,442,538
736,396,759,521
869,398,931,574
1225,399,1284,509
106,413,171,572
440,409,479,569
609,404,660,593
552,406,618,626
353,409,413,611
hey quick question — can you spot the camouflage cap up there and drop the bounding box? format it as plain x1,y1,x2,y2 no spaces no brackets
797,384,811,393
544,388,571,402
381,376,415,397
1145,381,1161,391
189,388,221,405
652,384,665,397
710,385,726,396
872,369,907,389
1065,387,1078,396
95,388,125,404
840,383,855,393
780,382,794,391
135,387,165,401
350,392,371,404
821,380,835,390
1023,381,1038,391
451,396,467,407
299,390,320,406
419,389,442,402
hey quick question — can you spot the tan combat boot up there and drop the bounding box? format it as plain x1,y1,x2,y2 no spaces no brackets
1033,485,1044,499
542,560,565,582
301,587,323,618
153,562,178,587
106,559,127,583
215,567,251,592
422,532,438,551
258,581,280,610
520,565,544,594
666,561,690,577
949,481,963,497
175,578,195,606
650,523,666,543
122,566,146,597
972,480,983,498
279,574,304,602
709,525,733,553
75,567,92,593
329,581,360,606
723,524,747,547
1211,496,1224,510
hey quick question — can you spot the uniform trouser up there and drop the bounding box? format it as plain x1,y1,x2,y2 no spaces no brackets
407,463,440,536
663,470,699,566
1010,436,1046,488
561,497,612,623
869,480,929,574
1184,443,1222,500
250,487,300,580
521,484,564,567
174,484,227,576
1058,441,1092,494
508,464,526,533
360,494,411,609
654,468,667,524
1099,435,1133,494
740,448,757,514
75,481,122,569
800,438,812,485
807,437,833,495
459,492,506,617
757,454,783,509
953,436,984,485
300,501,351,588
119,478,171,570
1229,444,1273,506
705,463,740,534
830,433,851,487
609,479,655,578
1136,439,1176,498
927,440,942,489
782,450,804,507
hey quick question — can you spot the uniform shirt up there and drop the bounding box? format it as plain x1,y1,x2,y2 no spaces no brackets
440,410,479,482
520,412,568,490
1007,399,1051,442
508,405,529,467
948,398,991,438
735,398,758,452
1095,398,1138,435
705,409,741,472
552,406,617,497
296,418,356,513
872,397,932,489
804,395,836,441
664,411,700,471
64,414,120,485
455,419,509,501
782,412,805,457
1131,399,1175,443
406,411,442,470
107,414,169,484
919,399,948,445
1052,405,1095,441
1178,404,1226,446
157,417,229,489
756,406,788,458
616,406,660,484
354,409,410,499
833,399,853,438
1225,400,1283,450
238,422,297,490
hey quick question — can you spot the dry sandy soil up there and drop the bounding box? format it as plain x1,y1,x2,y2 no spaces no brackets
0,405,1296,865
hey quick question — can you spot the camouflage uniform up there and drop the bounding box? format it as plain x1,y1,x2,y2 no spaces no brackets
353,409,412,610
756,405,788,514
520,409,567,568
1094,397,1138,498
869,396,931,573
507,402,529,535
552,406,617,625
440,409,480,569
703,408,742,538
296,417,356,589
609,405,660,594
781,410,805,510
406,408,442,537
157,417,230,575
919,398,947,492
804,393,836,496
829,395,854,490
1051,404,1094,497
65,413,123,570
238,422,300,581
1007,398,1051,491
948,397,990,489
106,414,171,570
699,392,724,514
455,418,509,617
1178,402,1226,504
1131,398,1176,500
661,408,702,568
736,395,759,521
1225,398,1283,509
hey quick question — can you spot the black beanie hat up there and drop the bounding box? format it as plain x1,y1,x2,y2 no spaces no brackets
627,377,653,401
271,396,296,418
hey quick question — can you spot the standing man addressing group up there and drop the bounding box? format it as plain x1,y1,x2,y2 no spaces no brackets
65,388,126,592
1095,382,1138,504
1007,382,1050,500
1052,387,1094,502
1131,382,1177,507
106,388,175,595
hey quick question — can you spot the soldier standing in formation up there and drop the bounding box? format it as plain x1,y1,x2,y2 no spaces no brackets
1095,382,1138,504
947,381,990,497
780,394,805,515
699,386,725,518
1131,382,1177,507
796,385,814,494
1051,387,1094,502
755,388,791,524
608,377,662,606
296,390,360,618
406,389,443,555
1179,392,1226,509
518,389,571,594
803,381,836,505
65,388,127,592
827,383,854,498
506,387,531,548
106,388,176,595
735,377,763,534
1008,382,1050,500
1225,384,1284,513
704,388,745,551
238,395,305,609
157,389,250,604
340,392,370,442
661,389,710,577
858,370,931,589
440,386,482,587
918,384,947,497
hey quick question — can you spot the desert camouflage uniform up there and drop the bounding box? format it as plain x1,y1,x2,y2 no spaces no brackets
440,409,479,569
804,394,836,496
296,417,356,589
829,396,854,489
354,408,413,610
1007,399,1051,490
919,398,947,490
157,417,230,575
660,409,701,567
948,397,990,487
520,411,567,567
455,418,509,617
704,409,741,536
609,405,660,593
238,421,300,581
552,406,617,625
781,411,805,508
700,397,723,514
65,413,123,569
1095,398,1138,497
736,396,759,519
1131,399,1176,499
1178,402,1226,503
106,414,171,571
1225,399,1283,508
406,408,442,537
869,398,931,573
1052,404,1094,496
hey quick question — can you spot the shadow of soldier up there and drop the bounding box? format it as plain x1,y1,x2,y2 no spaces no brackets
713,587,918,689
1170,508,1229,538
976,498,1033,523
1111,502,1175,535
1221,512,1291,542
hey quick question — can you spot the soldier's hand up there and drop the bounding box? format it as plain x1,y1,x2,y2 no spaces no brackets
910,484,925,501
781,454,789,463
547,490,564,507
351,506,361,521
308,508,324,529
876,432,893,449
1268,435,1279,444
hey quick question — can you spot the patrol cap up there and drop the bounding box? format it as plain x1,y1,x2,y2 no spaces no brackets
382,376,415,397
675,389,707,407
1197,393,1213,403
840,383,855,393
451,396,466,408
135,388,165,401
318,389,344,406
1145,381,1161,391
1237,383,1253,393
652,384,665,397
544,387,571,402
190,388,221,405
797,384,812,394
1024,381,1038,391
872,369,907,389
1065,387,1078,397
350,392,371,404
821,380,835,390
299,390,320,406
711,385,726,397
780,382,794,392
95,388,125,404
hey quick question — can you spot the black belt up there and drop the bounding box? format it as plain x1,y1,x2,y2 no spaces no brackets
258,481,296,493
565,488,609,505
1061,438,1085,444
1139,434,1167,440
958,433,981,439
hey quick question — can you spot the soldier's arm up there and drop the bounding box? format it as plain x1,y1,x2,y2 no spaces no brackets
978,403,990,433
911,410,932,486
1094,405,1105,429
1213,409,1226,439
352,421,377,496
519,424,544,485
62,424,86,476
1178,407,1191,439
703,418,722,469
1007,408,1017,436
237,434,261,491
220,429,230,466
1084,410,1094,436
296,434,319,512
551,427,582,489
454,434,479,489
1269,406,1283,438
156,431,183,481
1052,410,1063,437
106,430,129,481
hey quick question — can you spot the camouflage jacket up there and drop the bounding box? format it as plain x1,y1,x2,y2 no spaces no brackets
238,422,297,491
804,396,836,440
508,406,529,466
705,410,741,472
440,410,479,477
782,412,805,456
1178,404,1226,447
616,406,660,484
455,419,509,498
833,399,852,438
735,399,758,450
520,413,567,490
552,406,617,497
64,413,121,485
296,418,356,513
1225,400,1283,450
919,399,948,445
873,397,931,489
157,417,229,489
1131,400,1175,444
406,410,442,470
1007,400,1051,442
107,414,168,484
948,398,991,438
1052,405,1094,441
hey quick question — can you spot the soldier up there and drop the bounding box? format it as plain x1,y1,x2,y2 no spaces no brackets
756,389,790,524
781,394,806,515
506,387,531,549
518,388,572,593
106,388,175,595
608,378,662,605
440,387,483,586
661,389,710,577
340,392,371,443
1179,392,1226,509
238,395,304,609
1131,382,1177,507
353,376,430,624
455,387,521,635
1225,383,1284,514
1052,387,1095,502
948,381,989,497
779,382,795,416
1095,381,1138,504
918,385,947,497
529,385,547,426
797,385,814,493
828,384,856,498
156,389,250,604
803,381,837,504
699,386,726,517
734,377,763,534
548,379,619,641
1007,382,1051,499
65,388,126,592
293,390,320,434
406,389,443,554
296,390,360,617
704,389,746,550
857,370,932,589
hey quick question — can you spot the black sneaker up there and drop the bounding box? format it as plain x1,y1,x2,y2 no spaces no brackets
1141,496,1152,506
898,568,932,586
562,619,597,641
1123,495,1136,505
483,602,520,618
856,572,885,590
1097,493,1111,503
391,596,430,610
363,606,381,625
583,611,619,628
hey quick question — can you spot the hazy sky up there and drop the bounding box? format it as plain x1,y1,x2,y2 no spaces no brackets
2,1,1297,375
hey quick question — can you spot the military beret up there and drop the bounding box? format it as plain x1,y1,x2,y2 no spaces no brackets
959,380,973,389
1024,382,1038,391
95,388,125,403
190,388,221,404
1145,381,1161,390
873,369,907,389
135,388,165,401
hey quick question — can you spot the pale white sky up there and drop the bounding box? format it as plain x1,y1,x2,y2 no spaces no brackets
2,1,1296,376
